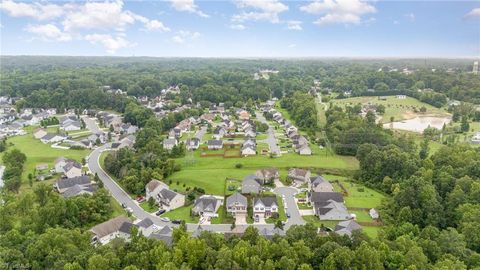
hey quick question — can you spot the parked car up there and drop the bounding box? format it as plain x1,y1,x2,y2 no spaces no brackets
121,203,127,208
286,212,291,218
126,207,133,214
156,209,166,216
159,217,170,222
136,196,145,203
172,219,182,224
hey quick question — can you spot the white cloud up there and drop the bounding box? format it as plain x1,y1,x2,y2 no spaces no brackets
0,0,65,20
169,0,209,18
230,24,246,30
171,30,201,44
287,20,302,30
404,13,415,22
84,34,134,53
232,0,288,23
288,43,296,48
144,20,170,32
300,0,376,26
25,23,72,41
465,8,480,18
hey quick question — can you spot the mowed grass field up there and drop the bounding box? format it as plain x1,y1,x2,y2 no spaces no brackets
331,96,450,123
168,147,358,195
0,126,90,192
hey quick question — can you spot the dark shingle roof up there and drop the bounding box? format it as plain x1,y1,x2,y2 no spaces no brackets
309,192,343,203
137,218,154,228
254,196,278,207
56,175,90,190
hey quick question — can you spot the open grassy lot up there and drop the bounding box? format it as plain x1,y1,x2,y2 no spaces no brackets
169,149,358,195
331,96,450,123
323,174,385,209
163,205,200,223
1,126,90,193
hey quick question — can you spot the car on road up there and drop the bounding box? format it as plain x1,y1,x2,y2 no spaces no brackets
156,209,166,216
286,212,291,218
121,203,127,208
126,207,133,214
159,217,170,222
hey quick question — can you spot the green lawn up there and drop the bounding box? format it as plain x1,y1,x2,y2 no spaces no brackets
350,210,373,222
323,174,385,209
139,201,159,213
110,197,126,217
332,96,450,123
266,195,286,223
1,126,90,193
210,205,234,224
163,205,200,223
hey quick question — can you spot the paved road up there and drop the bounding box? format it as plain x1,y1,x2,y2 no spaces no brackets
274,186,306,228
81,116,102,134
88,144,305,232
88,145,172,227
256,111,281,156
195,126,207,142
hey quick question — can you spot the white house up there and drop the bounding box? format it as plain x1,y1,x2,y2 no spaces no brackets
33,128,47,139
145,180,185,211
40,133,66,144
253,196,278,219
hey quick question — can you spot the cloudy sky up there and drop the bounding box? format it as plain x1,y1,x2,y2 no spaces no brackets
0,0,479,57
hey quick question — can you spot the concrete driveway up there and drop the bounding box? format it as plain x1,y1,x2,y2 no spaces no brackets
81,116,102,133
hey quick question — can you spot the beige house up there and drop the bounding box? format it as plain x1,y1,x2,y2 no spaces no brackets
33,128,47,139
90,216,135,245
145,179,185,211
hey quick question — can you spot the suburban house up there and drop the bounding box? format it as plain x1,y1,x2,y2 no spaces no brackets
207,140,223,150
156,188,185,211
149,226,173,246
33,128,47,139
54,157,82,178
255,168,279,184
213,126,226,139
288,168,311,183
309,192,350,220
241,174,262,194
241,144,256,156
63,162,83,178
253,196,278,219
63,121,82,131
226,192,247,219
309,175,334,192
472,132,480,144
298,144,312,155
145,180,168,200
334,220,362,237
62,183,96,198
185,138,200,150
55,175,92,194
120,123,138,134
163,138,177,150
136,218,155,237
369,208,379,219
192,195,222,217
40,133,66,144
258,227,285,240
90,216,135,245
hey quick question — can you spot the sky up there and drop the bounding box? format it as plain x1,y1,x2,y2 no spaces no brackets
0,0,479,58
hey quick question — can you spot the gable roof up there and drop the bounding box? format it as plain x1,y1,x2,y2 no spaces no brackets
335,220,362,236
193,196,218,212
309,192,343,203
226,192,247,207
90,216,133,238
56,175,90,190
207,139,223,146
136,218,154,228
254,196,278,207
146,179,165,193
158,188,179,201
62,184,95,198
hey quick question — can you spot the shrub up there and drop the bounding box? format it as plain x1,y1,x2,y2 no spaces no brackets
235,163,243,169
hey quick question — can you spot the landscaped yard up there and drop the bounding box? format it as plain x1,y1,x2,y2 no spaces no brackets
1,126,90,192
210,206,234,224
265,195,286,223
139,201,159,213
163,205,200,223
302,215,380,238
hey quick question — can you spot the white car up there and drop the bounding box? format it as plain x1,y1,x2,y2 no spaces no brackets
126,207,133,214
159,217,170,222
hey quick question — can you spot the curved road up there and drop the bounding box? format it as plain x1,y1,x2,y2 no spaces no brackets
88,145,304,232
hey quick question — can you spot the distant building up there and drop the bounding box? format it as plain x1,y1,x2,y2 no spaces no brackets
473,61,479,75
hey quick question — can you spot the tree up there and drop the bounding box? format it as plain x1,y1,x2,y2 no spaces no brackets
460,117,470,132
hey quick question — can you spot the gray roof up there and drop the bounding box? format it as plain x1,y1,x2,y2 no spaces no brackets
41,133,60,140
137,218,154,228
150,226,173,246
63,161,82,172
118,221,136,234
207,139,223,146
193,196,218,213
258,227,285,239
90,216,133,238
254,196,278,207
158,188,178,201
186,138,200,145
335,220,362,236
62,184,95,198
309,192,343,203
226,192,247,207
56,175,90,190
242,174,261,193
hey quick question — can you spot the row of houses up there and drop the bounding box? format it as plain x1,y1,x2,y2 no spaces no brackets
53,157,97,198
269,108,312,155
226,192,279,223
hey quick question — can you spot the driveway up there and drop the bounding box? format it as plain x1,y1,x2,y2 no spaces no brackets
274,186,305,228
81,116,101,133
195,126,207,142
255,111,281,156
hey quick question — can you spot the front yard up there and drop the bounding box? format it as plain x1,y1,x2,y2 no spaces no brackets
163,205,200,223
